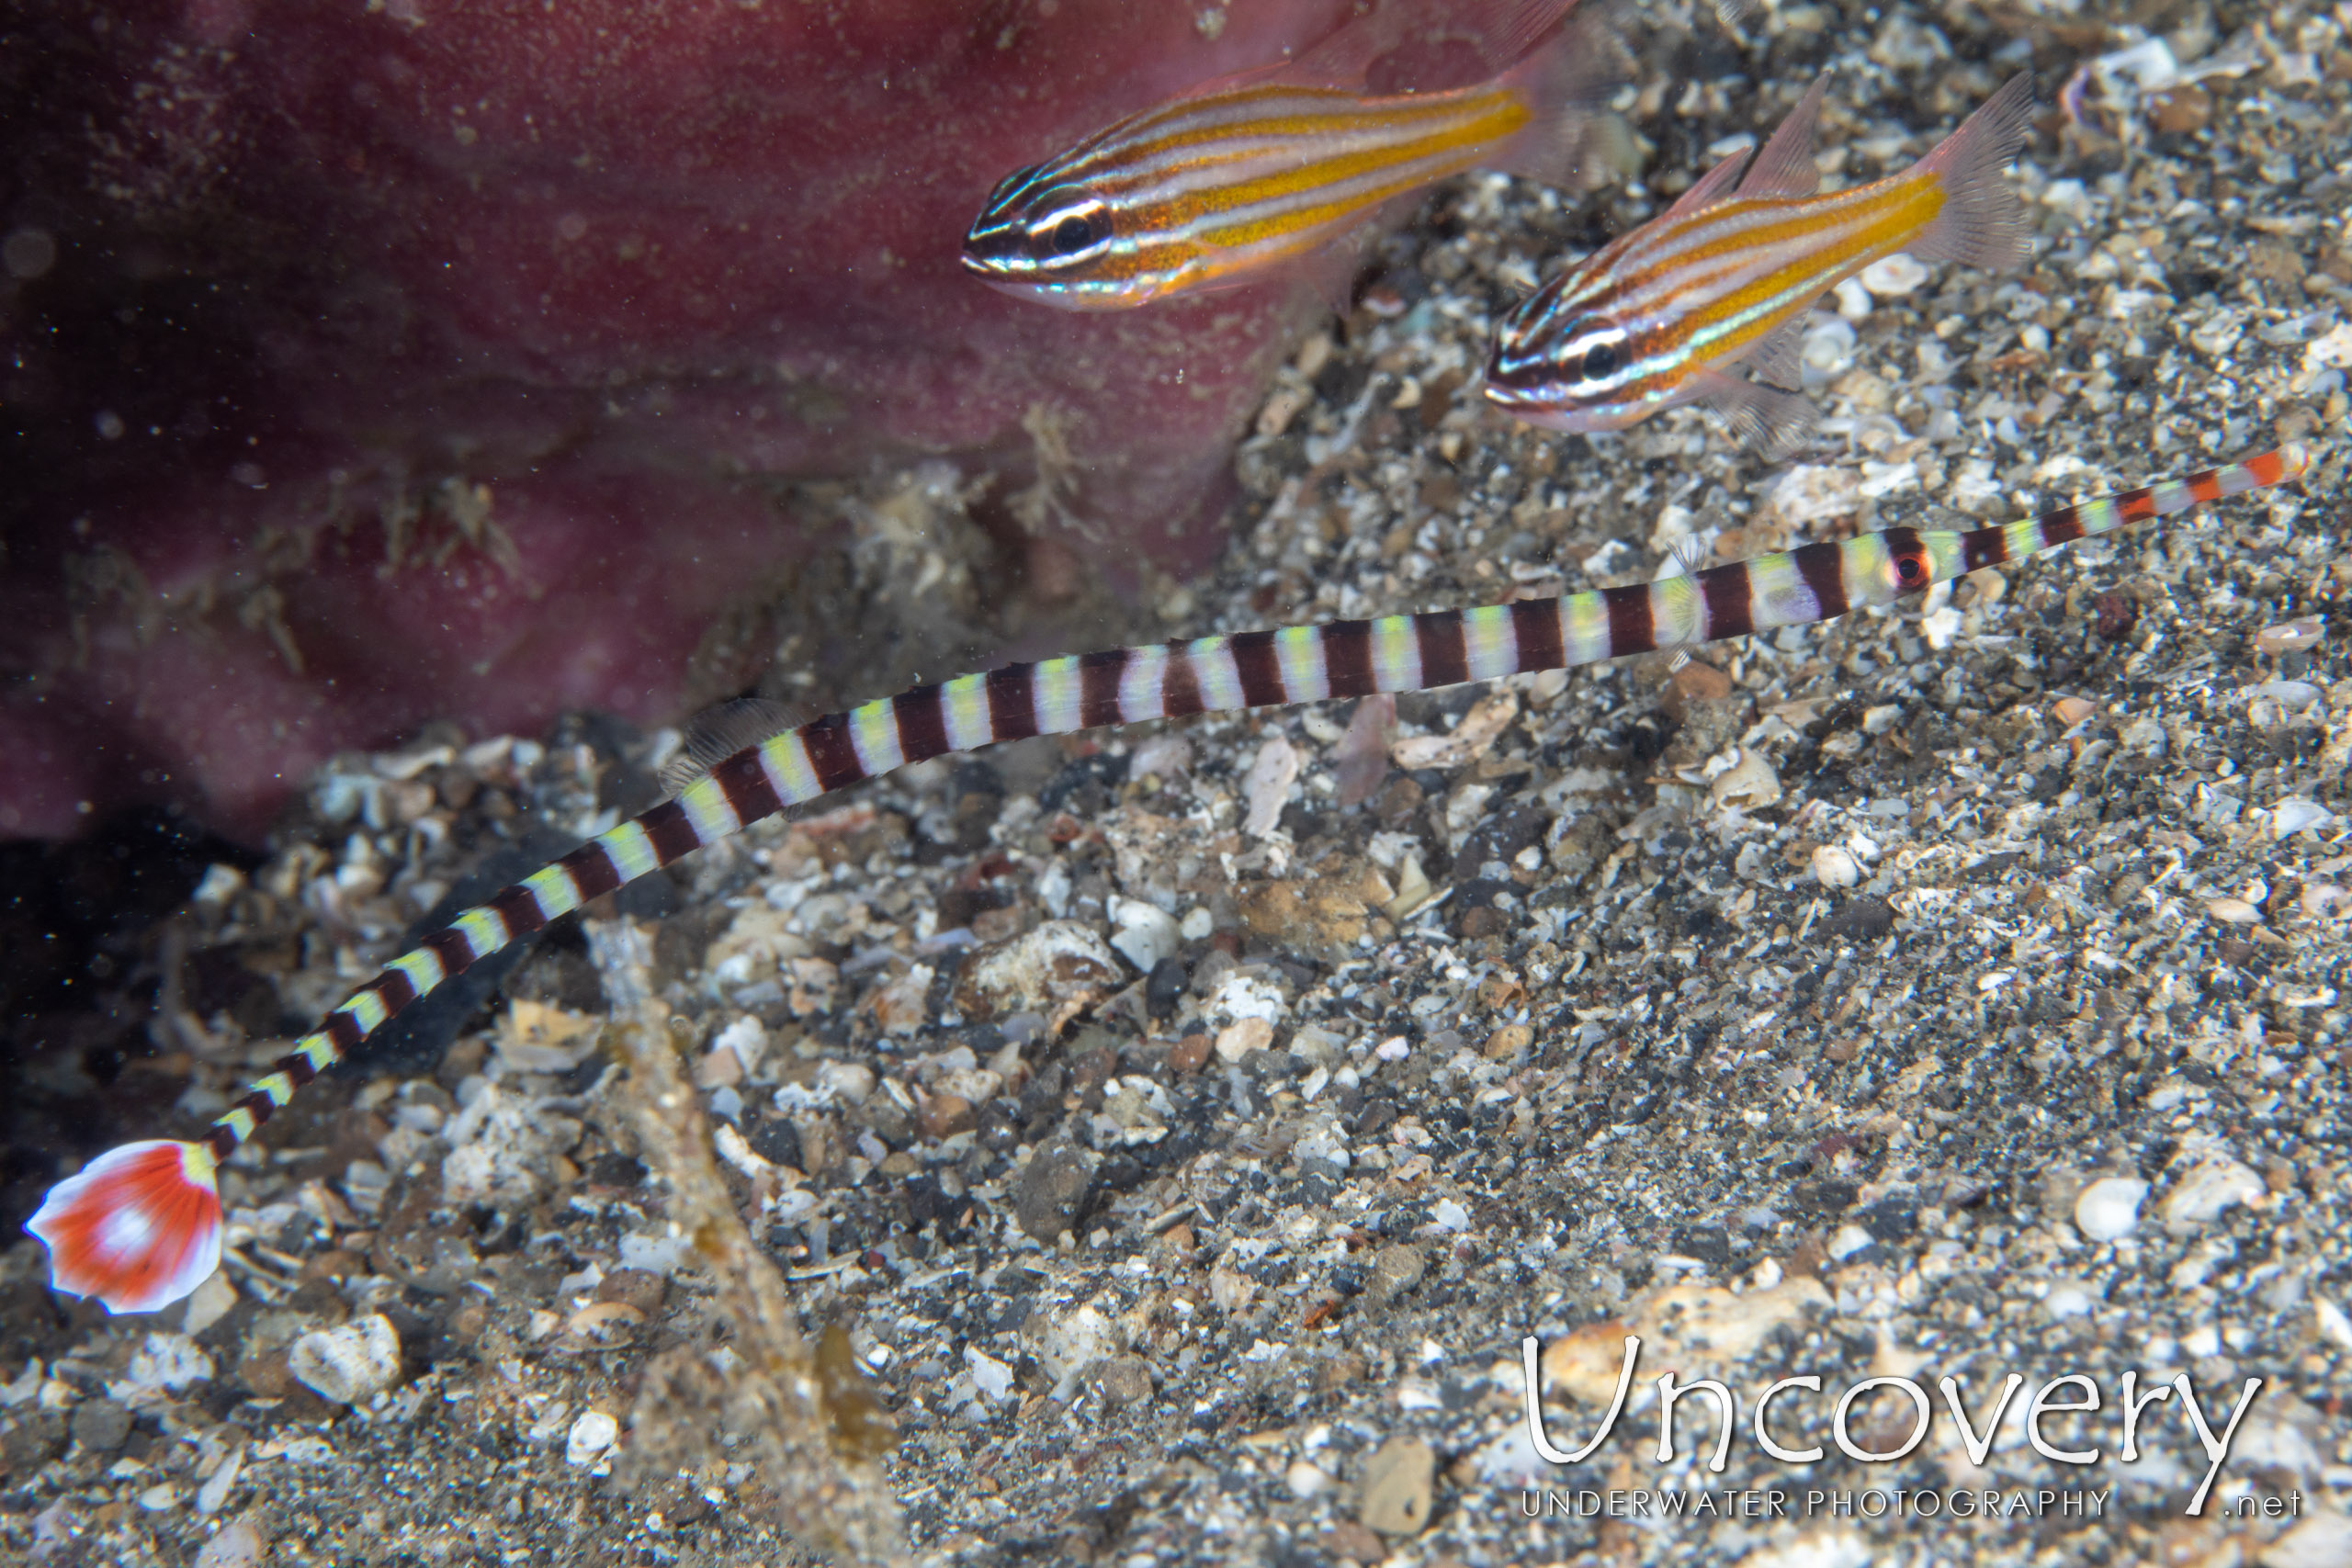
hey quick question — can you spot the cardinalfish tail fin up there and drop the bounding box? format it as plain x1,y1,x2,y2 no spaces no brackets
1909,72,2038,272
1488,3,1634,186
27,446,2311,1314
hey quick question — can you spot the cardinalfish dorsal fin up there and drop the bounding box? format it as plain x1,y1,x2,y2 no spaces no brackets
1734,73,1829,199
27,446,2311,1314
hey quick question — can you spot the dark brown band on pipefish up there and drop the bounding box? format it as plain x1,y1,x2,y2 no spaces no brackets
1959,525,2009,572
1227,632,1287,707
1159,648,1206,718
1320,620,1376,699
985,665,1040,741
1697,564,1753,641
637,798,706,864
1509,597,1564,671
890,685,953,769
711,745,786,819
1601,583,1653,657
1415,609,1469,688
1078,649,1131,729
559,841,624,902
1790,540,1849,621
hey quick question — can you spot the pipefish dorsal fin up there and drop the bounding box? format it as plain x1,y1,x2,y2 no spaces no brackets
658,696,808,797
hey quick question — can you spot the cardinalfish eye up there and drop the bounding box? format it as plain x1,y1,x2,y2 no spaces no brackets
1558,317,1626,385
1029,197,1109,263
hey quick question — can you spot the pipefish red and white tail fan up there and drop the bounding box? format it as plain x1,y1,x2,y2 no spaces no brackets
28,1141,226,1315
26,445,2311,1313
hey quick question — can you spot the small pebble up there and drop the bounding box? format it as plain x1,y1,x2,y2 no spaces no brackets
2162,1159,2266,1229
2252,618,2324,654
2042,1281,2094,1318
181,1273,240,1336
1013,1132,1097,1242
565,1410,619,1467
1108,895,1181,971
1357,1436,1436,1535
193,1520,267,1568
287,1314,402,1404
1092,1355,1155,1408
2074,1177,2148,1242
2052,696,2098,728
2273,799,2335,836
1859,252,1928,296
1365,1243,1425,1307
1287,1460,1335,1499
1215,1016,1274,1063
1811,844,1860,889
196,1443,244,1516
69,1399,132,1454
1242,735,1300,839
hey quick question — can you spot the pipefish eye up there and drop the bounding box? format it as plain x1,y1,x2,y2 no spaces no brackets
1893,547,1928,589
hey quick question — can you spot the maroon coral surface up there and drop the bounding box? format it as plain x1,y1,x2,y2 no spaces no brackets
0,0,1349,840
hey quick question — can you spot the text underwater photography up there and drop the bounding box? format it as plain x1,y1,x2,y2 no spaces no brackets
1501,1327,2307,1533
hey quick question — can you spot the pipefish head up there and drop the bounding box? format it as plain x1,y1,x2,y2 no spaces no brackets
960,158,1144,310
1482,260,1655,434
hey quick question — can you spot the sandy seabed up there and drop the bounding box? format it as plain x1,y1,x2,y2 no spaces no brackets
5,0,2351,1563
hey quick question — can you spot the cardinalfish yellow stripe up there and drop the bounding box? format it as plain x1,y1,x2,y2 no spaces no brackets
961,0,1622,310
26,443,2307,1315
1487,72,2037,452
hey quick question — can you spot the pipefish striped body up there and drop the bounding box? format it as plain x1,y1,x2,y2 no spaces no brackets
27,445,2312,1314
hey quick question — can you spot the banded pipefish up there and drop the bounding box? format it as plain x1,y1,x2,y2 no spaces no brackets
1486,71,2036,453
27,444,2312,1314
959,0,1631,310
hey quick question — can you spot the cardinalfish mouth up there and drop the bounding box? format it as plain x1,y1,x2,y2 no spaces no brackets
1485,69,2038,453
22,442,2312,1315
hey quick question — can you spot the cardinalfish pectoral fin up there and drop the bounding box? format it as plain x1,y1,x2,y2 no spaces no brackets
1688,367,1818,458
1742,311,1811,391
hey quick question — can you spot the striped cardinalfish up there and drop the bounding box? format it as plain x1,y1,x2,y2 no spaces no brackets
1486,71,2037,451
27,445,2308,1313
958,0,1632,310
